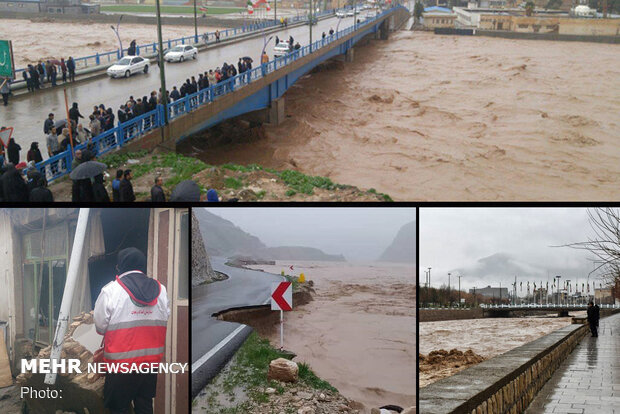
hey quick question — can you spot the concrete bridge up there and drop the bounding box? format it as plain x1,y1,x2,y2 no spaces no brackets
481,303,620,318
36,4,411,183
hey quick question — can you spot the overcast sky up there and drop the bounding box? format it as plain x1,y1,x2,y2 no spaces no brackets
205,207,415,261
420,208,600,293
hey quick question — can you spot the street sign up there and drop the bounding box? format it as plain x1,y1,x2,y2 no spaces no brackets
271,282,292,311
0,40,15,80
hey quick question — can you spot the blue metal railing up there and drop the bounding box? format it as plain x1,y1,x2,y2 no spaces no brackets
36,5,406,183
13,11,337,81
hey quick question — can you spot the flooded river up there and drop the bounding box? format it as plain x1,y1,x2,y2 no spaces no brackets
180,31,620,201
248,261,416,413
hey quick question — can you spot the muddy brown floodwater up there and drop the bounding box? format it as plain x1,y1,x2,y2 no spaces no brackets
419,314,582,387
247,261,416,413
181,31,620,201
0,19,221,68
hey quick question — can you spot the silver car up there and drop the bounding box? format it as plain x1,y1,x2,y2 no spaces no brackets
106,56,149,78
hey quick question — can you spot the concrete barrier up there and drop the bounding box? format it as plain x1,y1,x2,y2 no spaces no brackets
419,323,589,414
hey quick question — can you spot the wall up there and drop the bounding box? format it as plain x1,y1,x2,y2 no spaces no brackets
424,14,457,28
559,17,620,36
419,308,484,322
0,2,40,12
419,322,588,413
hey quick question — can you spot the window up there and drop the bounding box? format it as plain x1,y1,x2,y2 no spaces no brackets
22,224,70,345
518,24,529,29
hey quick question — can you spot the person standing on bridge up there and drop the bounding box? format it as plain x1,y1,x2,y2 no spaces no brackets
67,57,76,82
94,247,170,414
587,301,600,337
60,58,67,83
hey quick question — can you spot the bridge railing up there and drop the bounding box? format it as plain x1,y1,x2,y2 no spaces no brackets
482,303,620,309
37,4,407,183
13,12,332,82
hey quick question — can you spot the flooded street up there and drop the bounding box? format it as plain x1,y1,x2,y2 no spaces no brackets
248,261,416,413
182,31,620,201
419,315,581,386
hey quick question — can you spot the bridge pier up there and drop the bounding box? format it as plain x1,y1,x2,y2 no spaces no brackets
240,96,286,126
345,47,355,63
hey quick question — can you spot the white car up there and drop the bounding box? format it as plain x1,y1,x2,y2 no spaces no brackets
273,42,293,58
107,56,149,78
164,45,198,62
346,10,355,17
336,10,346,18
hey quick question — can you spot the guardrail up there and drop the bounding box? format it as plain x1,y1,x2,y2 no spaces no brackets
482,303,620,309
36,4,407,183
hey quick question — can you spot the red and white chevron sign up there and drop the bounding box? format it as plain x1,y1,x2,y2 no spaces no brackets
271,282,293,311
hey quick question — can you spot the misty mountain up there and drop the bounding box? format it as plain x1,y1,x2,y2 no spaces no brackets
379,221,416,263
194,209,345,261
452,252,542,287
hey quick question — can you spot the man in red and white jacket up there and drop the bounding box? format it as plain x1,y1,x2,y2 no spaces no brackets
94,247,170,414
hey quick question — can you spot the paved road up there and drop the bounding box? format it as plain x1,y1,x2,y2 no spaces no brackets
0,15,355,158
191,256,283,397
525,312,620,414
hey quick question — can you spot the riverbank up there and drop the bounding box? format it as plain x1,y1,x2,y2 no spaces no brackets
419,315,581,387
246,261,416,413
48,151,393,201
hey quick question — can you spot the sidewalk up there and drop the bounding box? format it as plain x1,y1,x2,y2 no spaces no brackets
525,312,620,414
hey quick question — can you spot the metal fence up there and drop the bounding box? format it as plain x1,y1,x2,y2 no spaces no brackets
36,4,406,183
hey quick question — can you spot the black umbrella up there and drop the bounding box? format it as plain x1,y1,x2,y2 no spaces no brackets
170,180,200,202
70,161,107,180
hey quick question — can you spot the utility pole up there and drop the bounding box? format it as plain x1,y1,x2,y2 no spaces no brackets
566,279,571,306
428,267,431,290
555,275,561,306
155,0,169,131
473,286,477,307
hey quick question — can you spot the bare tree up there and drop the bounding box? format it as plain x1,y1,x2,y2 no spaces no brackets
563,208,620,287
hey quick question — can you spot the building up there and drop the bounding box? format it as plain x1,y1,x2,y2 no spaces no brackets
0,208,188,413
423,6,458,28
470,285,509,299
0,0,100,14
595,287,615,305
455,6,620,35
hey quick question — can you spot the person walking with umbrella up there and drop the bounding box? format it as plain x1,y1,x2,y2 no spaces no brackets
69,154,105,202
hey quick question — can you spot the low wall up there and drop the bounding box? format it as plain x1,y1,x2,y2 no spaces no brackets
475,29,620,44
0,10,245,28
419,308,484,322
419,322,588,413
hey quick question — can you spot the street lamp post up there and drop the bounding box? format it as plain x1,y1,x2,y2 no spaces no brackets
457,275,462,307
111,15,124,58
566,279,571,306
194,0,198,42
155,0,169,129
448,272,451,306
309,0,313,46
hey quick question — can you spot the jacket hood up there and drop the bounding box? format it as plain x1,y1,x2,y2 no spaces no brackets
117,247,160,306
118,272,160,306
117,247,147,273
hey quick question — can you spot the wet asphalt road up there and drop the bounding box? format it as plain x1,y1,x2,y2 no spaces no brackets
191,256,283,397
0,15,356,158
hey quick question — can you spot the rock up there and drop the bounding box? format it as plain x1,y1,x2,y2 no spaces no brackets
402,407,415,414
338,404,350,412
371,409,381,414
297,407,315,414
266,387,277,394
298,391,313,400
267,358,299,383
318,393,326,401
